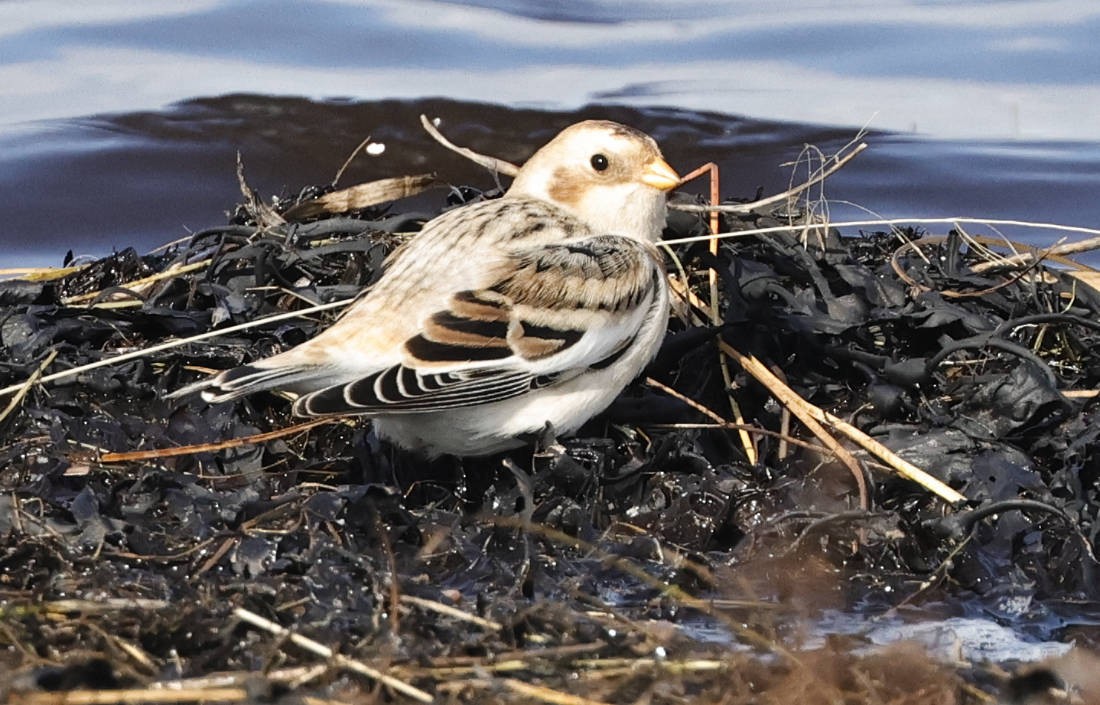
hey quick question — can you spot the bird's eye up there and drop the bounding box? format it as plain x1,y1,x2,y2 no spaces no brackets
590,154,609,172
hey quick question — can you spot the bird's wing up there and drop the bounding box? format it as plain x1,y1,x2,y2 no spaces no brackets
294,235,664,416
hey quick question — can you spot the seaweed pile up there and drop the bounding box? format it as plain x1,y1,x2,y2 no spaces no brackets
2,148,1100,704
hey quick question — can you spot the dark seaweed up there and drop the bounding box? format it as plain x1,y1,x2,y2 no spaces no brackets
2,178,1099,703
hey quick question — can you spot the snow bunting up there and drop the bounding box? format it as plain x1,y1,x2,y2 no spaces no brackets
180,120,680,457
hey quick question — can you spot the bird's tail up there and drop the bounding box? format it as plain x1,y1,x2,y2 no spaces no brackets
168,359,344,405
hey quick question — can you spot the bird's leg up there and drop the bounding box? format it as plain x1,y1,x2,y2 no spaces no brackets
457,454,503,513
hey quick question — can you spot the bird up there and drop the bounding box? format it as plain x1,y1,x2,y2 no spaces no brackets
176,120,681,457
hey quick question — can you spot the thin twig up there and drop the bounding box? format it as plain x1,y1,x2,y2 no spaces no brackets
61,260,211,305
676,162,758,465
333,134,374,186
891,234,1055,299
499,678,614,705
8,688,249,705
721,342,966,505
670,142,867,214
0,299,352,399
0,349,58,424
232,607,433,702
237,152,285,229
97,418,340,463
0,265,83,281
667,278,869,508
420,114,520,176
970,233,1100,273
660,216,1100,248
678,162,721,236
399,594,503,631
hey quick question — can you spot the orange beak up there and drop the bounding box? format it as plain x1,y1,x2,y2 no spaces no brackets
641,157,681,192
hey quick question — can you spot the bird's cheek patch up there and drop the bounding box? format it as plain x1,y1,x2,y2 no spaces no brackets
547,166,588,207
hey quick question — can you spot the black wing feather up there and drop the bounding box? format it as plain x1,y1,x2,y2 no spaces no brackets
294,365,536,416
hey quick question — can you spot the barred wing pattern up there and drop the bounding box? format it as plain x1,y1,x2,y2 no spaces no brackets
294,235,662,417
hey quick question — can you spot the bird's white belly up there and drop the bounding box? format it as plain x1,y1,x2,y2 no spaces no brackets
371,368,629,457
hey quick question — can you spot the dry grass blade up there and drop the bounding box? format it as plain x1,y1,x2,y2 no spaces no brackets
646,383,842,454
661,216,1100,248
720,341,966,505
419,114,521,176
670,142,867,214
332,134,376,186
283,173,437,220
401,660,534,678
665,278,871,509
97,417,340,463
399,594,503,631
42,598,171,614
676,162,758,465
61,260,211,306
147,666,328,692
649,422,837,454
644,376,731,427
236,152,285,229
499,678,615,705
7,687,249,704
572,657,728,678
969,232,1100,273
665,271,955,504
0,265,84,281
232,607,433,702
0,349,58,424
0,298,352,400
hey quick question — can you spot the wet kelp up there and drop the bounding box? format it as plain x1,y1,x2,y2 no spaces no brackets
2,154,1100,703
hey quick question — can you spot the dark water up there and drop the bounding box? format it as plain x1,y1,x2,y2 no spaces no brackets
2,1,1100,267
4,96,1100,268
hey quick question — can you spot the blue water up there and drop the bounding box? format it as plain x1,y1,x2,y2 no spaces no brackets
1,0,1098,265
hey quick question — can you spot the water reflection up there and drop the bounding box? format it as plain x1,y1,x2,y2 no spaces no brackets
1,0,1098,138
2,96,1099,267
2,1,1100,265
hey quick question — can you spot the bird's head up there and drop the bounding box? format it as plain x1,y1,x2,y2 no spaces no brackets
507,120,680,242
